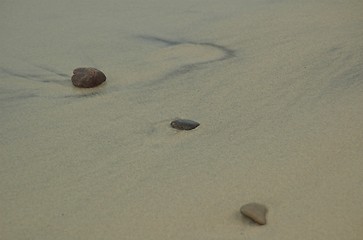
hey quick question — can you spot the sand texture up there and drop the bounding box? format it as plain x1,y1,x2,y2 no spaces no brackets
1,0,363,239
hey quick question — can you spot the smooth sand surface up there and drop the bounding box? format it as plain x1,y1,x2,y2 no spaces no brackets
1,0,363,239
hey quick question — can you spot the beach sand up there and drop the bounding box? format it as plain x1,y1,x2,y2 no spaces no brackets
1,0,363,239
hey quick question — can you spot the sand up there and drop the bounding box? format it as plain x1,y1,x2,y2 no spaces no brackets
1,0,363,239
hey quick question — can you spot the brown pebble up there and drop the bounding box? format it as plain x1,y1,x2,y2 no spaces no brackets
71,67,106,88
170,119,200,130
240,202,268,225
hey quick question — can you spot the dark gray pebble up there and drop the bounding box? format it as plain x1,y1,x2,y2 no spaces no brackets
240,202,268,225
170,119,200,130
71,67,106,88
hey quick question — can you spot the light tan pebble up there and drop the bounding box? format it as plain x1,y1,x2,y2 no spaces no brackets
240,202,268,225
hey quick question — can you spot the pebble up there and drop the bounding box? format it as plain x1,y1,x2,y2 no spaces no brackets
170,119,200,130
71,67,106,88
240,202,268,225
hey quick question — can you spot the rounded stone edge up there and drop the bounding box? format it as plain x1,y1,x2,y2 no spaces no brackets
240,202,268,225
170,119,200,130
71,67,106,88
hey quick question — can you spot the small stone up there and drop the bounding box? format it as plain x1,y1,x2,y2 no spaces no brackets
240,202,268,225
71,67,106,88
170,119,200,130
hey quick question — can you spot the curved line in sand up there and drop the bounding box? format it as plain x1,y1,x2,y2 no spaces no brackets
136,35,236,87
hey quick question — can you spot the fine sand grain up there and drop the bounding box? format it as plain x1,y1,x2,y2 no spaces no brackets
1,1,363,240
